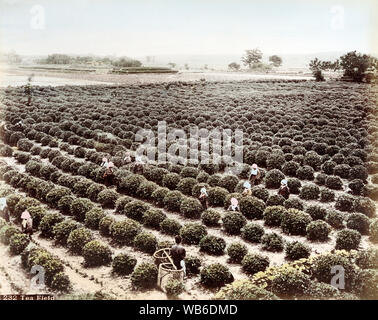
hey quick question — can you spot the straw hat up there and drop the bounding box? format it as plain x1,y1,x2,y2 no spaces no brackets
252,164,258,169
243,181,251,189
281,179,288,186
230,198,238,206
0,197,6,210
21,210,31,220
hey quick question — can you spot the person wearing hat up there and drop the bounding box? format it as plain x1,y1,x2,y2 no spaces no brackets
249,164,261,186
242,181,252,196
134,155,145,174
228,197,240,211
199,187,209,209
101,157,109,168
21,210,33,238
278,179,290,199
103,161,115,186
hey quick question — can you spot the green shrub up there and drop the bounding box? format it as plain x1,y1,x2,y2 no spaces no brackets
50,272,72,293
303,282,340,300
335,195,355,212
320,188,335,202
180,197,203,219
263,206,287,227
26,248,64,286
14,197,40,220
353,269,378,300
219,175,239,193
199,235,226,255
313,253,357,291
134,232,158,254
184,256,201,275
201,209,221,226
200,263,233,288
180,223,207,244
287,178,301,194
346,213,370,235
53,220,79,246
335,229,361,250
163,190,184,212
151,187,170,207
136,181,158,200
214,280,279,300
300,184,320,200
6,194,21,214
266,194,285,207
165,278,185,297
370,219,378,243
208,187,229,206
85,208,106,230
222,212,247,235
112,253,137,275
27,206,47,228
306,220,331,242
242,253,270,275
97,189,119,208
271,269,311,298
227,242,248,263
296,165,315,180
251,186,270,202
266,152,285,170
285,241,311,260
131,263,158,289
239,196,265,219
123,200,149,222
325,176,343,190
39,213,64,238
355,248,378,269
283,198,304,210
142,209,166,230
0,225,19,245
306,205,327,220
326,210,345,229
261,232,284,252
241,223,264,243
177,177,198,196
354,197,376,218
57,195,75,215
9,233,30,255
46,187,72,208
110,219,142,245
162,172,182,190
119,174,146,196
160,218,182,235
99,216,115,237
67,227,94,254
281,209,312,236
83,240,112,267
70,198,94,222
115,196,133,213
264,169,285,188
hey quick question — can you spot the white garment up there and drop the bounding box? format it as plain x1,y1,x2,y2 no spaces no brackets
250,168,258,176
180,260,186,276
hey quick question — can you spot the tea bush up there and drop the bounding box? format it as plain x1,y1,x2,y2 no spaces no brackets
285,241,311,260
241,223,265,243
199,235,226,255
335,229,361,250
241,253,270,275
134,232,158,254
180,223,207,244
222,212,247,235
112,253,137,275
83,240,112,267
261,232,284,252
200,263,233,288
306,220,331,242
227,242,248,263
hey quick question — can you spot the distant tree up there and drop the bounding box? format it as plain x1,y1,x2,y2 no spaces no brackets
203,64,208,70
112,57,142,68
228,62,240,71
269,55,282,67
184,64,189,70
309,58,339,81
339,51,378,82
167,62,176,69
241,49,263,68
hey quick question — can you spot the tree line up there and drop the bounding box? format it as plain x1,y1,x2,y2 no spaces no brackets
309,51,378,83
36,54,143,68
228,48,282,71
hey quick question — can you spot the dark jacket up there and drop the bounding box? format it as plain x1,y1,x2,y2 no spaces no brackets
171,244,186,270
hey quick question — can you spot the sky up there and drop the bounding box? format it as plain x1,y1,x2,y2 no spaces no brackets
0,0,377,57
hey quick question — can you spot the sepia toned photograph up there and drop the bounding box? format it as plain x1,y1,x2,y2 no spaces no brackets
0,0,377,305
